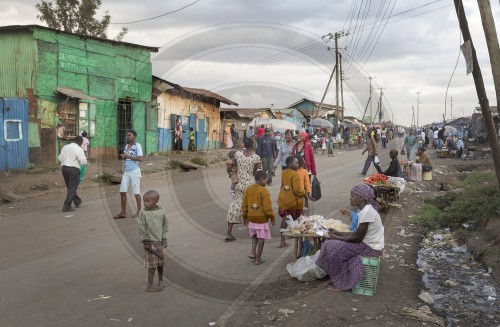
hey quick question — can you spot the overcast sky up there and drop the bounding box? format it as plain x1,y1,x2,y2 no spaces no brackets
2,0,499,126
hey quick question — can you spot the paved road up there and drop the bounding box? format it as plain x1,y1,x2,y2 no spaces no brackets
0,139,402,326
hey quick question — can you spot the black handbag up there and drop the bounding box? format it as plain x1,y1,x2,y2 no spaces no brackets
400,147,406,156
311,176,322,201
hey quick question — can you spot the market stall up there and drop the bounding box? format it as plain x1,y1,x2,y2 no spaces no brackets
282,215,351,260
363,173,405,211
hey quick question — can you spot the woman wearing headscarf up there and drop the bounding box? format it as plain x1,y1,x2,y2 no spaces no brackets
316,183,384,291
291,132,317,178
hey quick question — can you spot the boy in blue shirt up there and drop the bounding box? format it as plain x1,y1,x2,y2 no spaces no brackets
115,130,143,219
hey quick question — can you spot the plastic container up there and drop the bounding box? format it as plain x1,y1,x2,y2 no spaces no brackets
352,256,380,296
422,171,432,181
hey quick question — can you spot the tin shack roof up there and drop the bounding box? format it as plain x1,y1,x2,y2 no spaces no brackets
0,25,159,52
220,108,275,119
152,76,238,106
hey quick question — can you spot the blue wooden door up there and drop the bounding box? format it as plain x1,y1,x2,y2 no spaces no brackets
181,116,190,150
197,118,206,150
0,98,29,171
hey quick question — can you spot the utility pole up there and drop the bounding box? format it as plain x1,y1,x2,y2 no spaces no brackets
477,0,500,117
367,76,375,126
339,52,345,121
411,106,415,127
450,96,453,119
378,87,383,123
416,92,420,129
335,32,340,130
315,66,336,119
454,0,500,188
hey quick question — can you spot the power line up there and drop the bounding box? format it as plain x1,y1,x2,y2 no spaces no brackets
111,0,200,25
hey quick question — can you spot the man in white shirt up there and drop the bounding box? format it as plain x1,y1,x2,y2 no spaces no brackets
58,136,87,212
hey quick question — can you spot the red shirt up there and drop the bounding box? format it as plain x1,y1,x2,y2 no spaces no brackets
292,142,317,176
257,127,265,138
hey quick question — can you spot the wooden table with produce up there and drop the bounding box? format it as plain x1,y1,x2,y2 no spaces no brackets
363,174,404,210
283,216,351,260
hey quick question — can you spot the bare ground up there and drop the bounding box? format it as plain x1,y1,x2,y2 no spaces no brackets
0,150,498,326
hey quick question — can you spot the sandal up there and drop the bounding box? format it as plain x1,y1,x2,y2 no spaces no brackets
113,214,127,219
224,236,236,242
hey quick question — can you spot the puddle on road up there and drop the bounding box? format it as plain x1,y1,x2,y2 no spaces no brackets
417,230,499,326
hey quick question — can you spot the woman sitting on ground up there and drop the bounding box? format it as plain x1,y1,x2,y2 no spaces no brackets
315,183,384,291
416,147,433,171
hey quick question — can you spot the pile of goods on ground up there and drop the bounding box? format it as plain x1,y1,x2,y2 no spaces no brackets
363,174,406,192
285,215,350,235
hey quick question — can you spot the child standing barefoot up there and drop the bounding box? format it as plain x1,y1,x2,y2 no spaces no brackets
277,156,306,248
226,150,238,198
242,170,275,265
138,190,169,292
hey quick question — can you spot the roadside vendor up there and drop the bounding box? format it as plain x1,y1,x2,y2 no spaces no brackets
416,147,433,171
383,149,402,177
445,135,459,152
316,183,384,291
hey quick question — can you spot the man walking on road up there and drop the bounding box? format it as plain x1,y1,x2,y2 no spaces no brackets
257,128,277,185
58,136,87,212
114,130,143,219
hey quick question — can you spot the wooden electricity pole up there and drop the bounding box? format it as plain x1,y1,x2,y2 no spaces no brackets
339,52,345,121
477,0,500,114
334,32,340,130
454,0,500,187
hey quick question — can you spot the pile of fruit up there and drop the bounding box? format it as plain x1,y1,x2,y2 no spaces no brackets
363,173,389,186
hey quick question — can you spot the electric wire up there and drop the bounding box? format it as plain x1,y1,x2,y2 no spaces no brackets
111,0,200,25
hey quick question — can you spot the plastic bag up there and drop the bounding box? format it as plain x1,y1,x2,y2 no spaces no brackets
311,176,321,201
286,250,327,281
374,155,380,164
80,164,86,182
400,148,406,156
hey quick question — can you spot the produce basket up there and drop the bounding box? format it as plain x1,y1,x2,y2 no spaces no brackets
352,256,380,296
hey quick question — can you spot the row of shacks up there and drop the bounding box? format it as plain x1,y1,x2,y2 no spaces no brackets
0,24,354,172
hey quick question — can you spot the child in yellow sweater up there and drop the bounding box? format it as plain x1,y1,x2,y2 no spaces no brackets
277,156,305,248
295,155,315,211
242,170,275,265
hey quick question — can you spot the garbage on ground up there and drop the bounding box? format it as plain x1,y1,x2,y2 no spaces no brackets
278,309,294,317
418,291,434,304
401,305,445,327
417,230,499,326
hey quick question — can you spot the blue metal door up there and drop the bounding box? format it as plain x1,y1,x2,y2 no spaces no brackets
0,98,29,171
197,119,206,150
0,101,6,171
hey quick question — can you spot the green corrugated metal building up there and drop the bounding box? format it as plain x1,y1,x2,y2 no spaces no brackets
0,25,158,165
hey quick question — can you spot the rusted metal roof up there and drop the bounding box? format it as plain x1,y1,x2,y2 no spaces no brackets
56,87,97,100
220,108,275,119
183,87,238,106
152,76,238,106
0,25,158,52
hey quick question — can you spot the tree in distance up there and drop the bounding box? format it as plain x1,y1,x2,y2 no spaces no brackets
35,0,128,41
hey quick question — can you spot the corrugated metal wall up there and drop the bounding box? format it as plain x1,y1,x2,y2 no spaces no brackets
0,31,37,98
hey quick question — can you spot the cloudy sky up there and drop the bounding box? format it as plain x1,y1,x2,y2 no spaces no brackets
2,0,499,126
